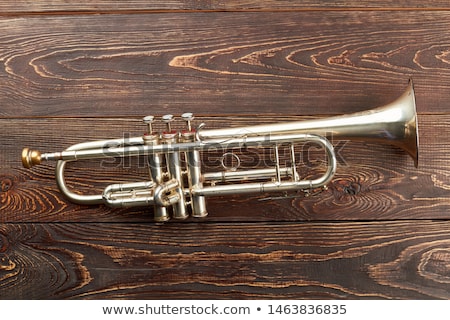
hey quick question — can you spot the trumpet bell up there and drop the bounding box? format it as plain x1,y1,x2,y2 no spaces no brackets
344,79,419,168
383,80,419,168
199,80,419,168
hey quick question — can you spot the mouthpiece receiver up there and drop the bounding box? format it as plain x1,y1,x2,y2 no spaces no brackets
22,148,42,169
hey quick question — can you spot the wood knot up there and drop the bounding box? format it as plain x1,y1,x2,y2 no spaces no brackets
344,182,361,195
332,179,362,196
419,248,450,283
327,50,355,67
1,178,13,193
0,254,16,271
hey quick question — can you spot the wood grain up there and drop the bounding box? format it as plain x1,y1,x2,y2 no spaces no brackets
1,221,449,299
0,11,450,117
2,114,447,222
1,1,449,301
1,1,450,14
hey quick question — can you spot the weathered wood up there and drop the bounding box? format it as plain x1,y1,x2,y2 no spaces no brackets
0,11,449,117
1,114,447,223
0,1,450,14
1,0,449,302
1,221,449,299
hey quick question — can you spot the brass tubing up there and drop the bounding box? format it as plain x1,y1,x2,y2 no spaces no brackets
103,181,155,208
144,133,170,222
162,132,188,219
192,134,336,197
203,167,293,182
185,144,208,218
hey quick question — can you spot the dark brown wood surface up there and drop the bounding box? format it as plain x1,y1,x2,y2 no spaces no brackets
1,11,450,116
1,2,450,299
1,221,450,299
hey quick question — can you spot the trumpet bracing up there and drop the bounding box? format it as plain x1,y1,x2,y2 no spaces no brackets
22,81,418,222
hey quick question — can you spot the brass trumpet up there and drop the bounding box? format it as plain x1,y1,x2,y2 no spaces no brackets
22,81,418,222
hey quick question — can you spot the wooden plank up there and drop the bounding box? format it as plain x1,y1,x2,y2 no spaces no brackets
1,1,450,14
1,221,449,299
0,11,449,117
0,0,447,304
1,114,447,222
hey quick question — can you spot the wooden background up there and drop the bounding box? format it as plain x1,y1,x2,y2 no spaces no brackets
1,1,450,299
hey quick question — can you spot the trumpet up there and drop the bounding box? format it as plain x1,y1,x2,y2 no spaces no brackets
22,81,418,222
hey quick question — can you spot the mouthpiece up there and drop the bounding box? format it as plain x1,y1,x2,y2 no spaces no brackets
22,148,42,168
